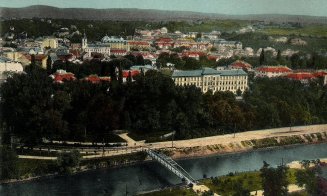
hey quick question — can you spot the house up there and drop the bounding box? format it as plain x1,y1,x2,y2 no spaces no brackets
41,38,58,49
213,40,242,51
182,51,206,60
50,70,76,83
284,72,315,84
172,67,248,94
83,75,111,84
110,49,127,56
255,66,292,78
229,60,252,71
128,40,151,50
122,70,140,82
22,54,48,68
155,38,174,49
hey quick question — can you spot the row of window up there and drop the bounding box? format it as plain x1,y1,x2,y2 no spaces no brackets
174,76,247,82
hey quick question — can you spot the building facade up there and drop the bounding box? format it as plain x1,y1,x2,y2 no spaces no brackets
172,67,248,94
82,34,130,57
0,57,24,83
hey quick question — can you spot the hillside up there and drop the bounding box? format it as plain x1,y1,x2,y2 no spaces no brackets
1,5,327,24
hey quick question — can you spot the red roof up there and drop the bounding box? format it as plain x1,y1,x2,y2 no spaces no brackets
208,56,218,61
313,71,327,77
256,66,292,73
156,38,173,43
52,73,76,83
285,72,315,80
84,75,111,83
230,60,252,69
122,70,140,78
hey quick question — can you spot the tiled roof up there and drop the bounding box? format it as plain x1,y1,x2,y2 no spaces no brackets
83,75,111,83
51,72,76,83
256,66,292,73
285,72,315,80
230,60,252,69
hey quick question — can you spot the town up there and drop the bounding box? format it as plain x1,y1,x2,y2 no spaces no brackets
1,5,327,196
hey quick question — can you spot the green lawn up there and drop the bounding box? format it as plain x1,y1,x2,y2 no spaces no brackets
200,169,299,195
18,159,58,178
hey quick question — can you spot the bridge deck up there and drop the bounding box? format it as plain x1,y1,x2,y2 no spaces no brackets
145,149,196,185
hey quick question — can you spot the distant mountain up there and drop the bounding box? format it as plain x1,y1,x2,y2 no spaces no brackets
1,5,327,24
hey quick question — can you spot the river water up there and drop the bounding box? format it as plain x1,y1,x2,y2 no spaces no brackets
1,143,327,196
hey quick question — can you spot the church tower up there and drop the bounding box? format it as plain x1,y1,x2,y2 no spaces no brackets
82,30,87,50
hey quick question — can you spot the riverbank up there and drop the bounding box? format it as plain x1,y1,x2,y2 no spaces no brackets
2,143,327,196
2,125,327,185
163,130,327,160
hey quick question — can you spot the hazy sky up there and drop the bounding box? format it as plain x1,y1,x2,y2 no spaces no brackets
2,0,327,16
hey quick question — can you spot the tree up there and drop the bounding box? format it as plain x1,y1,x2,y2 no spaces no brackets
127,71,132,83
0,147,19,180
276,49,281,63
124,54,136,65
260,161,289,196
136,55,145,65
57,150,81,174
259,49,265,65
296,159,321,195
46,55,52,74
1,65,55,146
31,54,36,66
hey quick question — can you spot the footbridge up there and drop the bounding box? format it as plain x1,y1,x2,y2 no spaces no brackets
145,149,197,185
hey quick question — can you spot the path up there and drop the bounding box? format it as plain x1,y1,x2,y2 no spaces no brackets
118,133,145,147
148,124,327,149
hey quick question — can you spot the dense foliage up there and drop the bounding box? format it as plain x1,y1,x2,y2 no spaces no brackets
260,162,289,196
1,61,327,145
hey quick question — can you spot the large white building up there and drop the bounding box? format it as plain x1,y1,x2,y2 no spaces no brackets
82,34,130,57
0,57,24,83
172,67,248,94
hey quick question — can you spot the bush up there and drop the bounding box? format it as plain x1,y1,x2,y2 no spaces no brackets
57,150,81,174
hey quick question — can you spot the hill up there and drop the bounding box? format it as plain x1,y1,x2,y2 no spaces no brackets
1,5,327,24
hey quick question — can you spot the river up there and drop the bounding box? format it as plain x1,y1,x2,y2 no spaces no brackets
1,143,327,196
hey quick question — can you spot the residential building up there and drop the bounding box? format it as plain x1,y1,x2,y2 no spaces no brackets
172,67,248,94
128,40,151,50
255,66,292,78
155,38,174,49
41,38,58,49
50,70,76,83
284,72,315,84
213,40,242,51
229,60,252,71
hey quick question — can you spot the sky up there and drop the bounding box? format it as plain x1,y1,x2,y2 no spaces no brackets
1,0,327,17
